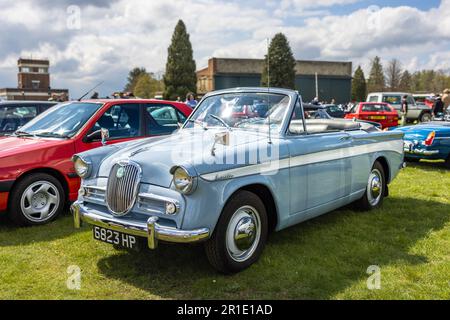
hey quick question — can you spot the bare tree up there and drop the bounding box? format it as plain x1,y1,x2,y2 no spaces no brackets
386,59,403,91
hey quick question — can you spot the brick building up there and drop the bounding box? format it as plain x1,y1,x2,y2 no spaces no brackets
0,58,69,101
197,58,352,103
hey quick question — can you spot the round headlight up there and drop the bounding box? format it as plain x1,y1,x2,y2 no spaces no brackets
74,156,90,178
172,167,195,194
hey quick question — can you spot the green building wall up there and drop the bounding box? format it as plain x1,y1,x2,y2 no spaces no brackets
214,74,352,104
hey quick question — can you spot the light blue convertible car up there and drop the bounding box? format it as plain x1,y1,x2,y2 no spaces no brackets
71,88,404,273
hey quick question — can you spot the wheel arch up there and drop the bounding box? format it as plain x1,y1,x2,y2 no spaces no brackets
224,183,279,233
374,156,390,183
9,167,70,206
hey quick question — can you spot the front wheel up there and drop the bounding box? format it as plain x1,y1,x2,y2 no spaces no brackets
354,161,386,211
205,190,268,274
8,173,65,226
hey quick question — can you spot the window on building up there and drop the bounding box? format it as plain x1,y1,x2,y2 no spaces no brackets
32,80,40,90
20,67,30,73
38,67,48,73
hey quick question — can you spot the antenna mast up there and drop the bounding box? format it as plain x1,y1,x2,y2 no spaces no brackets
266,38,272,145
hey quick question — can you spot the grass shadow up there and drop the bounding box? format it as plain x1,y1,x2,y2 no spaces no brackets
406,160,449,171
0,212,81,247
97,196,450,299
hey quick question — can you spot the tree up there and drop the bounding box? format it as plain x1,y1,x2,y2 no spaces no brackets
385,59,402,91
163,20,197,100
367,56,385,92
351,66,367,102
134,73,164,99
261,33,296,89
124,67,147,92
399,70,412,92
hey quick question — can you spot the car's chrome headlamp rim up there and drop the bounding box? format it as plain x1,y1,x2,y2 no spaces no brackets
171,166,197,194
73,155,91,179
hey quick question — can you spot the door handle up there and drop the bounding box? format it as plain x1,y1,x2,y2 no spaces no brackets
340,136,352,141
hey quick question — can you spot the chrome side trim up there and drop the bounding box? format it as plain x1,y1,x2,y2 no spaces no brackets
201,139,404,181
71,201,209,249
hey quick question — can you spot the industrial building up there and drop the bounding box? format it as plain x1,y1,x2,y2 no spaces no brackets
197,58,352,103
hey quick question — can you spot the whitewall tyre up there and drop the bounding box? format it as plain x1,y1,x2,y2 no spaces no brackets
205,190,268,274
355,161,386,211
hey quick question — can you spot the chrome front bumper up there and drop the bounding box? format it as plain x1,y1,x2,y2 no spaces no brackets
71,201,210,249
404,148,439,156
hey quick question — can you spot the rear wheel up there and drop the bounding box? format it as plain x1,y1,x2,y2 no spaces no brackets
355,162,386,211
205,190,268,274
420,112,432,123
9,173,65,226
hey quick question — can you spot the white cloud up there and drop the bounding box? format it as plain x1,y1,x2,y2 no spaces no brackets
0,0,448,97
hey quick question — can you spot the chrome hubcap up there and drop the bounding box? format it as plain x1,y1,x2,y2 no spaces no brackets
226,206,261,262
20,181,60,222
367,169,383,206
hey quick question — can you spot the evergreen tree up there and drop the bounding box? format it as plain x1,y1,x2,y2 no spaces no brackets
261,33,296,89
351,66,367,102
367,56,385,92
399,70,412,92
124,67,147,92
163,20,197,100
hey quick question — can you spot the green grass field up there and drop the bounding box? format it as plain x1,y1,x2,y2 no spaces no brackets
0,162,449,300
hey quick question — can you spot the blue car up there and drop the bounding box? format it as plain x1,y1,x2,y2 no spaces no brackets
393,119,450,167
70,87,404,273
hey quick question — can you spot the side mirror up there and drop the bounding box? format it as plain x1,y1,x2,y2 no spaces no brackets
211,131,230,156
83,128,109,144
215,131,230,146
101,128,109,146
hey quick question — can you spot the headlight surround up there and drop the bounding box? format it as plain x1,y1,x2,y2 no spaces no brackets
73,156,91,179
171,166,197,194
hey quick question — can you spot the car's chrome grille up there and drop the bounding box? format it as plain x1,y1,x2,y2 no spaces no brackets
106,161,141,216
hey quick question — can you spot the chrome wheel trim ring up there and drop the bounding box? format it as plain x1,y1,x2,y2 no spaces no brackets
20,181,60,222
225,205,261,263
367,168,383,206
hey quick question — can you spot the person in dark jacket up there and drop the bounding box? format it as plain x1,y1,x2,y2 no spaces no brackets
432,95,444,118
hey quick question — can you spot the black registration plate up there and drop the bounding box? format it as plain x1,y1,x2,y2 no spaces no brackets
93,226,137,249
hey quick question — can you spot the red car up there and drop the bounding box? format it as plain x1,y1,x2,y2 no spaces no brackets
345,102,398,129
0,99,192,226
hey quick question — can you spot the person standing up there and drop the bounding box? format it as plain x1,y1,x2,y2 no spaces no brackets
442,89,450,113
185,93,198,108
400,95,408,126
432,95,444,118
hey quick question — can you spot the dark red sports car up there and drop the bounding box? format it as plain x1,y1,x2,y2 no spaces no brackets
0,99,192,225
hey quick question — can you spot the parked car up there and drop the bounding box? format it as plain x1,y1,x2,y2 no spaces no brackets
367,92,432,123
71,87,404,273
322,104,345,118
0,99,192,226
413,94,435,108
0,101,58,136
392,119,450,167
345,102,398,129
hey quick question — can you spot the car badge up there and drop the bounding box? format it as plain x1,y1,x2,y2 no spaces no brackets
116,167,125,179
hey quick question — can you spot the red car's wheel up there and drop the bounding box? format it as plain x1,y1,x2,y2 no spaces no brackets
8,173,65,226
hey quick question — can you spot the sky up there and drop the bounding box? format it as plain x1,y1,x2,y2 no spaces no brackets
0,0,448,98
